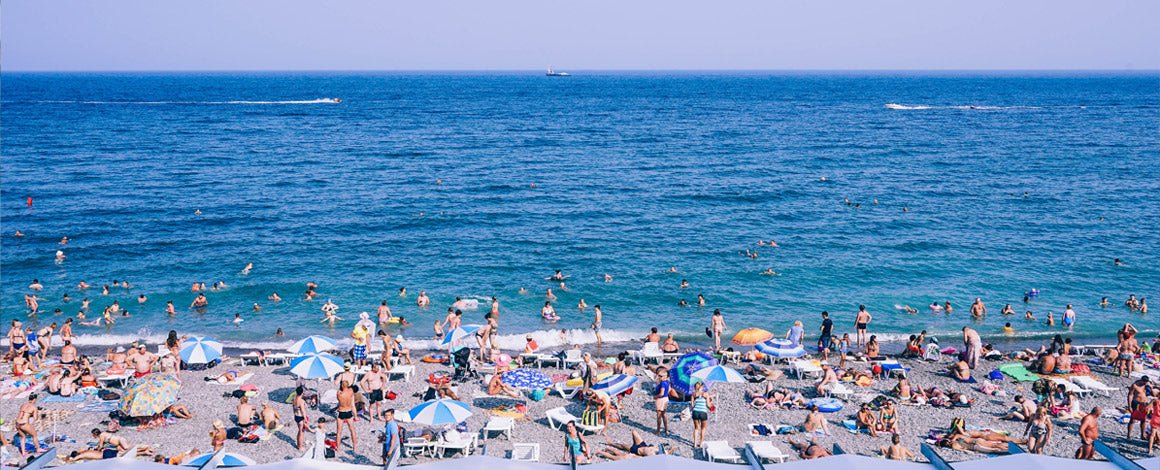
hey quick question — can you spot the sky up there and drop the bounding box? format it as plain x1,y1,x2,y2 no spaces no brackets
3,0,1158,71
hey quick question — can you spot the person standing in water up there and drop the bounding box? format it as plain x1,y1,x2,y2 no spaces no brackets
854,305,872,352
591,305,603,344
710,309,727,351
1063,304,1076,329
970,298,987,319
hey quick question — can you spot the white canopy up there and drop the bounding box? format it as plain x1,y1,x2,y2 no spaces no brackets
776,454,933,470
951,453,1119,470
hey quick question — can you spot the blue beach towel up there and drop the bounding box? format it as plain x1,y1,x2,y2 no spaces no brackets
40,394,86,404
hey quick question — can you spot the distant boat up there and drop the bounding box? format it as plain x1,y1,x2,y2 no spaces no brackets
324,98,342,103
546,66,570,77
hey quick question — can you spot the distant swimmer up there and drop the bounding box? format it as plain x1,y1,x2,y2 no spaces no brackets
1001,304,1015,315
166,301,175,316
669,266,678,273
1100,297,1109,307
760,268,779,276
604,273,613,283
902,207,909,212
578,298,587,310
546,288,557,302
29,279,43,291
398,287,407,297
77,281,90,290
820,177,827,181
436,179,442,185
1003,323,1014,334
1045,311,1054,326
1113,258,1123,266
541,301,559,322
321,309,341,326
680,279,689,289
252,303,261,312
873,199,879,205
769,240,779,248
929,303,943,313
55,250,65,263
14,231,25,237
234,313,244,325
194,209,202,216
60,236,69,245
137,294,147,304
416,291,430,307
321,299,339,319
547,270,568,282
241,263,253,275
1025,310,1035,320
678,299,689,307
269,292,282,302
191,294,208,309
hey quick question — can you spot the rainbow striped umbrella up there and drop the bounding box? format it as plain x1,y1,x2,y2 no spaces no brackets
671,351,716,395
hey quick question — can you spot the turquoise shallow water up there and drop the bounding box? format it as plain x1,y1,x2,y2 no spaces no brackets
2,72,1157,350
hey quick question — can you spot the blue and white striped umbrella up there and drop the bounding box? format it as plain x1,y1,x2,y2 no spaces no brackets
501,368,553,389
183,452,255,467
407,399,473,425
440,325,481,346
288,335,337,355
592,374,638,396
179,336,223,364
289,352,345,380
691,365,745,384
756,340,807,358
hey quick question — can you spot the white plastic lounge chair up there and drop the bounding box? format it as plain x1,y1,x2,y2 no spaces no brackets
386,364,415,381
702,441,743,463
1070,376,1116,397
404,437,435,457
563,349,583,369
824,382,855,400
922,343,942,362
511,443,540,462
552,382,582,400
435,429,477,457
544,406,603,434
633,342,664,365
746,441,789,463
240,352,265,366
1049,377,1092,397
791,360,823,379
483,416,515,440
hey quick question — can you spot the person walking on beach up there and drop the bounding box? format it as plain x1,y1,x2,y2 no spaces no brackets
335,380,358,450
293,385,309,451
653,367,671,434
381,408,400,467
962,326,981,369
1075,407,1101,459
15,393,41,457
690,381,711,448
710,309,727,351
1024,406,1053,454
818,311,833,354
854,305,872,352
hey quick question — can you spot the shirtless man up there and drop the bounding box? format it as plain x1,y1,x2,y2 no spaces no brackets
1076,407,1101,459
260,403,281,430
336,381,358,449
710,309,727,351
416,291,430,307
644,327,660,344
293,386,309,450
15,394,41,457
360,364,388,421
190,294,208,310
882,434,916,460
130,344,156,378
787,437,831,459
1128,377,1151,440
591,305,604,344
236,396,256,426
816,365,837,397
377,301,393,324
854,305,872,351
970,298,987,319
36,323,55,361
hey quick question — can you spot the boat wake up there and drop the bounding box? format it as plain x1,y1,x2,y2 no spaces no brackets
28,98,342,105
885,103,1040,110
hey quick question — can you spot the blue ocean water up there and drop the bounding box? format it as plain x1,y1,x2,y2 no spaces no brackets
2,72,1157,350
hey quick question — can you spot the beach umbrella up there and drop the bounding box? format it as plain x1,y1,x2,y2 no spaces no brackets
592,374,638,396
671,352,717,395
179,336,223,364
691,365,745,384
288,335,337,355
407,399,473,426
441,325,481,346
289,352,345,380
731,328,774,346
182,452,256,467
501,368,553,390
756,339,807,359
118,373,180,417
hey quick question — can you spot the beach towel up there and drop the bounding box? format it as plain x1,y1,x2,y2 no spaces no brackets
40,394,86,404
954,376,977,384
750,423,773,436
998,363,1040,382
207,372,253,386
79,400,120,413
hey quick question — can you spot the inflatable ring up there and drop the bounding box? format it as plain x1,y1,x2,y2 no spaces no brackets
565,371,612,387
422,353,448,364
808,397,843,413
385,317,401,324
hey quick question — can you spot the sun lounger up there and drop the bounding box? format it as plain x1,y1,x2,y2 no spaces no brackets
97,371,131,387
482,416,515,440
1049,377,1092,397
434,429,476,457
702,441,743,463
791,360,823,379
511,442,540,462
824,382,855,400
1070,375,1116,397
239,353,265,366
545,406,603,434
265,353,297,366
403,437,436,457
879,360,910,378
998,363,1040,382
562,349,583,369
633,342,664,365
552,382,582,400
746,441,789,463
386,365,415,381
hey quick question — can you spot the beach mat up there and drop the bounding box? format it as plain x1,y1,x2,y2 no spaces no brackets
998,363,1040,382
79,400,119,413
40,394,86,404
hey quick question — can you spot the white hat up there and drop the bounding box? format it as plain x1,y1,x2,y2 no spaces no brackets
115,346,126,353
359,312,370,320
396,335,404,341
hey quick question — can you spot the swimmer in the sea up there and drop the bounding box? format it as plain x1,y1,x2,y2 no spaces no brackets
194,209,202,216
29,279,43,291
166,301,175,317
1025,310,1035,320
241,263,252,275
1045,312,1054,326
138,294,147,304
234,313,244,325
14,230,25,237
398,287,407,297
761,268,778,276
669,266,678,273
578,298,587,310
56,250,65,263
1099,297,1108,307
77,280,90,290
253,303,261,312
1113,258,1123,266
416,291,430,307
604,274,613,283
678,299,689,307
518,287,528,294
269,292,282,302
680,279,689,289
60,236,69,245
698,294,706,306
546,288,557,301
275,328,284,337
547,270,567,282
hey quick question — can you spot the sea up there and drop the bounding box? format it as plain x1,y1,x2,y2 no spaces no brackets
2,71,1158,352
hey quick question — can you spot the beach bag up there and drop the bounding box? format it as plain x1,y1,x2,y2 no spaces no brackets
705,328,713,338
98,390,120,401
227,427,245,440
988,370,1004,381
386,391,398,401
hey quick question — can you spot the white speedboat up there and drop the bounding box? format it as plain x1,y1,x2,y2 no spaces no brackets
546,66,570,77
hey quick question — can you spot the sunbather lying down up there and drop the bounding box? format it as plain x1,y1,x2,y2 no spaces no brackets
786,437,831,459
204,369,246,384
746,382,806,409
596,430,658,460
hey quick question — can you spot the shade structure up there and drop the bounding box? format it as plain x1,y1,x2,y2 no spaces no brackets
691,365,745,383
756,339,807,358
179,336,223,364
592,374,638,396
183,452,257,467
289,352,345,379
950,453,1119,470
119,373,181,417
288,335,337,355
501,368,553,389
441,325,481,346
731,328,774,346
408,399,473,425
773,454,932,470
671,351,717,395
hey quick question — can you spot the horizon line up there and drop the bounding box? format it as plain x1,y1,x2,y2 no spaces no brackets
3,68,1159,74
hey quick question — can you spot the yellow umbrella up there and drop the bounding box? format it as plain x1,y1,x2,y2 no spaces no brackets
731,328,773,346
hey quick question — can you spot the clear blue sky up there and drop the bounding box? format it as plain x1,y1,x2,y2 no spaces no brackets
4,0,1158,71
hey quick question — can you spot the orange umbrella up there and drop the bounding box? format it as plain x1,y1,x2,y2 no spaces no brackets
731,328,773,346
